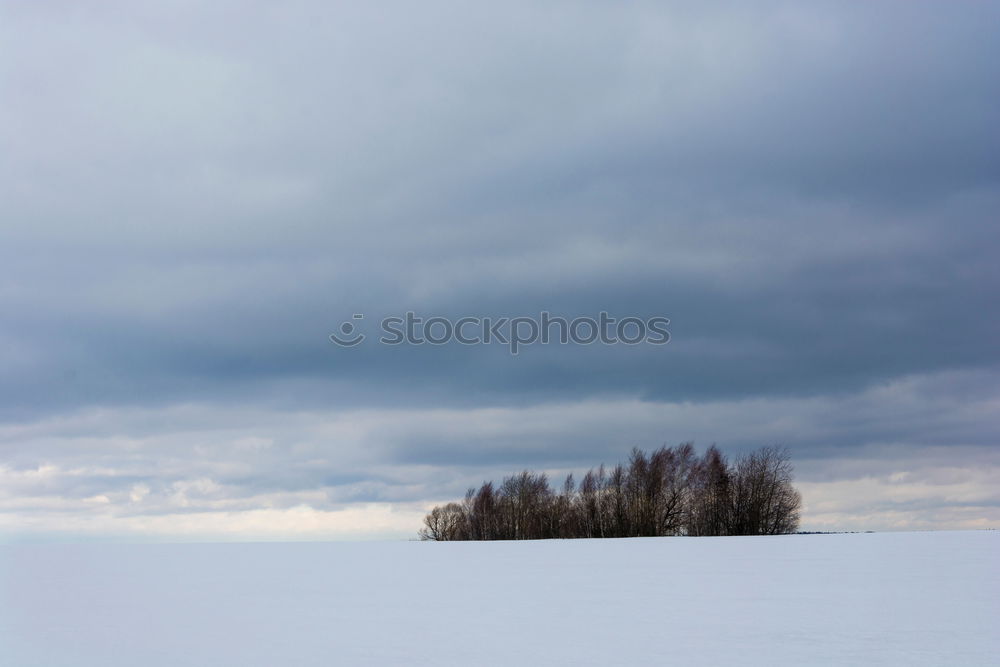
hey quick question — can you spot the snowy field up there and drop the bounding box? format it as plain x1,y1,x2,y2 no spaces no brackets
1,531,996,666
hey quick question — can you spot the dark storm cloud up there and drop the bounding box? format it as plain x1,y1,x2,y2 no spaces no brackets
1,1,998,535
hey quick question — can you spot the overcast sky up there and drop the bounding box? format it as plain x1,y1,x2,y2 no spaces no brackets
1,1,998,540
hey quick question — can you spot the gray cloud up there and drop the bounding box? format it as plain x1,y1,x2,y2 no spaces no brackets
1,368,998,536
1,1,998,537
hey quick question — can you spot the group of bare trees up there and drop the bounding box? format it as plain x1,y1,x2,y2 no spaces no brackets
419,445,801,540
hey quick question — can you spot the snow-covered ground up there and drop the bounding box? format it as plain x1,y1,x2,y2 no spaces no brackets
1,531,996,666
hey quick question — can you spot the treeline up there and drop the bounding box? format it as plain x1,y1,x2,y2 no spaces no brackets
419,444,801,540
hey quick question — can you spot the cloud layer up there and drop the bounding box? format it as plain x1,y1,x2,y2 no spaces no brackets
2,1,998,538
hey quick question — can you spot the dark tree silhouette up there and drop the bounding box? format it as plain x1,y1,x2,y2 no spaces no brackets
419,444,802,540
686,445,732,536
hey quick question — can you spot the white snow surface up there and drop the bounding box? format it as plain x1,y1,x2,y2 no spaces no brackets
2,531,997,666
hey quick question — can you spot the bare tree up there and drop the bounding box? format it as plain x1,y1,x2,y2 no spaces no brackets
466,481,499,540
729,446,801,535
579,465,606,538
418,502,467,541
686,445,732,536
499,471,551,539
